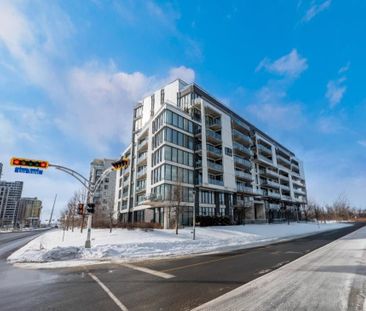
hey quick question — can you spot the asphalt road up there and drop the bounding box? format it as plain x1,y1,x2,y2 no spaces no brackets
0,223,363,311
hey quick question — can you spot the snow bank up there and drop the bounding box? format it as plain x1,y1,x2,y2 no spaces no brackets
8,222,351,267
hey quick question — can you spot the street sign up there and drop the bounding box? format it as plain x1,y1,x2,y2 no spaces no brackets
14,167,43,175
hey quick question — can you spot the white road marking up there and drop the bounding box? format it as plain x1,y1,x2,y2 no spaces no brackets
88,272,128,311
122,263,175,279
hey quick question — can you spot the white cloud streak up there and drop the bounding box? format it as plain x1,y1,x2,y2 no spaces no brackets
302,0,332,23
256,49,308,79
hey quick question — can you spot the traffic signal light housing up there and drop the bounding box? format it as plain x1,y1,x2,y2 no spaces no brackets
10,157,49,169
111,157,129,170
77,203,84,215
86,203,95,214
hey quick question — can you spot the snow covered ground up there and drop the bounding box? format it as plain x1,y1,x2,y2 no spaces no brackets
8,222,351,268
193,225,366,311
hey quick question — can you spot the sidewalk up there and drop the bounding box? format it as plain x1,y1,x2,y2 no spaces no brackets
194,225,366,311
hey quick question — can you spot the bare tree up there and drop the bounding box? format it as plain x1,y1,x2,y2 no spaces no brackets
235,194,252,225
172,182,183,235
333,193,351,220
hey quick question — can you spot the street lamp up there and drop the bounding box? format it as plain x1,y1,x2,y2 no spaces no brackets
192,188,196,240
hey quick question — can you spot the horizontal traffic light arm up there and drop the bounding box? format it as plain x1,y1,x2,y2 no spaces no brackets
10,157,49,169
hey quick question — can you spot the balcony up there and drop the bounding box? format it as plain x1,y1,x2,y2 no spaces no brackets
294,188,306,195
276,154,291,167
137,153,147,165
232,118,251,133
137,139,148,152
281,195,292,201
233,142,252,158
122,191,129,198
135,183,146,193
232,129,252,146
207,161,223,173
206,118,221,130
206,128,222,144
209,178,224,186
237,185,255,194
136,168,147,179
261,180,280,189
206,144,222,159
267,192,281,199
292,178,304,186
257,155,274,166
259,168,278,178
257,144,272,156
235,170,253,181
280,184,290,191
234,156,251,169
279,174,289,181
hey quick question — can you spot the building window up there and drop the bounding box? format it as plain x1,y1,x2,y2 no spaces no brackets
225,147,232,157
161,89,165,105
151,94,155,116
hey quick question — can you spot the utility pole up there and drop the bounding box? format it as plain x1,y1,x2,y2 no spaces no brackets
192,188,196,240
48,194,57,227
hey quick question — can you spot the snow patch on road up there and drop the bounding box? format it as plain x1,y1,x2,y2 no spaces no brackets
7,222,351,268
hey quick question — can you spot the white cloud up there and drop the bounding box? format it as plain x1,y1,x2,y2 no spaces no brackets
246,82,304,130
302,0,332,23
325,78,347,107
256,49,308,79
317,116,344,133
0,1,195,153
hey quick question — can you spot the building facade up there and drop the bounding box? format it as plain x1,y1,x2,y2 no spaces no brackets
89,159,117,221
115,79,307,227
17,197,42,227
0,162,3,180
0,181,23,227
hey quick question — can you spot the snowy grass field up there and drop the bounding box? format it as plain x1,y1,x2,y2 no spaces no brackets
8,222,351,267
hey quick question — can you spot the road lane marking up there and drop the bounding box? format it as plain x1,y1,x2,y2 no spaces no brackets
121,263,175,279
88,272,128,311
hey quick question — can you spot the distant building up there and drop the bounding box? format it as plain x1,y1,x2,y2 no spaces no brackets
0,181,23,227
0,162,3,180
89,159,117,222
17,197,42,228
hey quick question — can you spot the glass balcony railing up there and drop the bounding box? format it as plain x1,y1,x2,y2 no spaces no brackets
206,144,222,156
206,128,222,141
136,168,147,178
209,178,224,186
234,156,251,168
233,142,252,156
207,161,223,171
237,185,254,193
235,170,252,180
232,129,252,145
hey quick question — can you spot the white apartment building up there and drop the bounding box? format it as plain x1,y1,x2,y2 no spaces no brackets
114,79,307,227
89,159,117,221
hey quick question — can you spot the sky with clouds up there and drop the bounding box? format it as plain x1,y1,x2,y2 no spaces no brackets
0,0,365,220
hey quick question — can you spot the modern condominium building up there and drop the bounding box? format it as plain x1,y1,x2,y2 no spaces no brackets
115,79,307,227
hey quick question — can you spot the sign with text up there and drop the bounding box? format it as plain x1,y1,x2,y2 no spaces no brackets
14,167,44,175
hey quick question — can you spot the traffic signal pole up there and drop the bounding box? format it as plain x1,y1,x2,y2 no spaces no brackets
10,157,128,248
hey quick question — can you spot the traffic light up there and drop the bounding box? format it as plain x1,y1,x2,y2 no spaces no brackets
10,157,49,169
111,157,129,170
77,203,84,215
86,203,95,214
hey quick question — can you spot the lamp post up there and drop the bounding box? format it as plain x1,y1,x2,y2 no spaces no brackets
192,188,196,240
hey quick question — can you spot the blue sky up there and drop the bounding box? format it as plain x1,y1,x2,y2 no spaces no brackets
1,0,365,219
